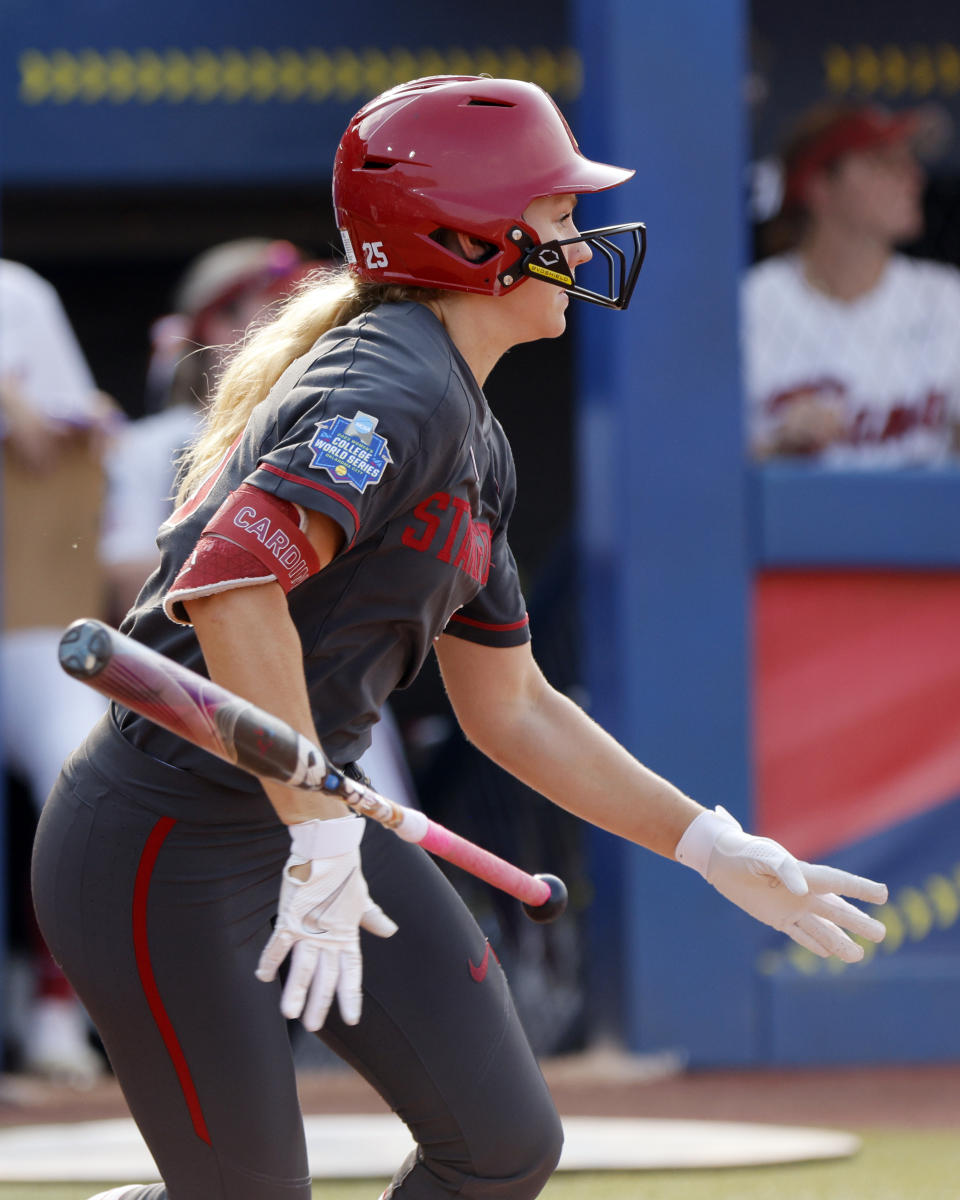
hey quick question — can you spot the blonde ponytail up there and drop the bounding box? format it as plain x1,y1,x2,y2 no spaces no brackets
176,267,440,504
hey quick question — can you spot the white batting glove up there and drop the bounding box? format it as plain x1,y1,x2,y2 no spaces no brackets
676,806,888,962
255,815,397,1030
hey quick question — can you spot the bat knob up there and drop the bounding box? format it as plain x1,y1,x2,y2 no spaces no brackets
59,619,111,678
522,873,567,924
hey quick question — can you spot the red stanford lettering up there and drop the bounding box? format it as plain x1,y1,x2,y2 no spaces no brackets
402,491,491,585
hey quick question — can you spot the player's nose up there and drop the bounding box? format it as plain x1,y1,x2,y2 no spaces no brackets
567,231,593,270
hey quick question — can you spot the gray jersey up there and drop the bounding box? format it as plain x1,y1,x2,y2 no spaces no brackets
117,301,530,788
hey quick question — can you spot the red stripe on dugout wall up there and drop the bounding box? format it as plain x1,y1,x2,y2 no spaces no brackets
133,816,213,1146
754,572,960,860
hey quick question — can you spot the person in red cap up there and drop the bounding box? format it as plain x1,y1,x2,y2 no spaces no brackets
743,102,960,463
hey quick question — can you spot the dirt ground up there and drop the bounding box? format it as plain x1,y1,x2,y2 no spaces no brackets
2,1048,958,1131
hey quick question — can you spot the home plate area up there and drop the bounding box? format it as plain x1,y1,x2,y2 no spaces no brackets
0,1113,859,1182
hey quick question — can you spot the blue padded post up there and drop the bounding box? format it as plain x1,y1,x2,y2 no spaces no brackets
573,0,756,1062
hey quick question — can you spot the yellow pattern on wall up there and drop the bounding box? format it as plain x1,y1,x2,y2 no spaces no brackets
18,46,583,106
824,43,960,98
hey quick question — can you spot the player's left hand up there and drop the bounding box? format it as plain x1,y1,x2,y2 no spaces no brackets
676,806,888,962
255,815,397,1030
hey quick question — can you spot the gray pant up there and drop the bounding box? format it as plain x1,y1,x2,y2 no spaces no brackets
31,717,562,1199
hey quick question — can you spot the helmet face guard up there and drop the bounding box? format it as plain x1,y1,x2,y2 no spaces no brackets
498,222,647,310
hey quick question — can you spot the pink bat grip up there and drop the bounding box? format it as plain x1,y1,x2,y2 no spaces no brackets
418,820,551,907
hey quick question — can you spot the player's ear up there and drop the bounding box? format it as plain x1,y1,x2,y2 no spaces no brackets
452,231,492,262
432,228,495,263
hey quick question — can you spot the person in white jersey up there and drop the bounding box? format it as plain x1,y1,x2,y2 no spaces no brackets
742,103,960,466
0,259,116,1082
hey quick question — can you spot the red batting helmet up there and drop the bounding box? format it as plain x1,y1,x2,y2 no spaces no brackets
332,75,646,309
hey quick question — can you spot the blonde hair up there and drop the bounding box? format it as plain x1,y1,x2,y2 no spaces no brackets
176,267,441,503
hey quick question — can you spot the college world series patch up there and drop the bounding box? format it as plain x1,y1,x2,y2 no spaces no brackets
308,411,392,492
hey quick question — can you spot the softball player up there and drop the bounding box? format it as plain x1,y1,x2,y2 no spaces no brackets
744,103,960,463
32,77,888,1200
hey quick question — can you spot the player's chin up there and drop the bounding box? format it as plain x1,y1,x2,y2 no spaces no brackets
543,293,570,338
521,312,567,343
511,288,569,343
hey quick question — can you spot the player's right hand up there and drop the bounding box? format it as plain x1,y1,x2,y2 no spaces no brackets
255,815,397,1030
675,806,887,962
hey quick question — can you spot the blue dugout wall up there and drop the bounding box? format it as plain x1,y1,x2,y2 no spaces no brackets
572,0,757,1063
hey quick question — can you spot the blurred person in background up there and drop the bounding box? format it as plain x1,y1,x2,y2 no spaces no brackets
0,258,117,1083
102,238,316,613
743,103,960,465
100,239,418,809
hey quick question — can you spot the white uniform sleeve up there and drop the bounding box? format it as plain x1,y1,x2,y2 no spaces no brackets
0,260,98,425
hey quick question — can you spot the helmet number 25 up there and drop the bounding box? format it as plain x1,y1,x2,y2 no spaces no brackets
362,241,389,269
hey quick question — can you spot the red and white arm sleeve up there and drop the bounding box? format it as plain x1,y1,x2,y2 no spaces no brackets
164,483,322,625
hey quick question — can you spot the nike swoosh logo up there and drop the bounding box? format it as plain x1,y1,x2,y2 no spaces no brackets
468,943,490,983
300,868,357,936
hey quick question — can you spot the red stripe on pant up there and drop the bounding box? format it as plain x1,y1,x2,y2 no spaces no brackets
133,816,212,1146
